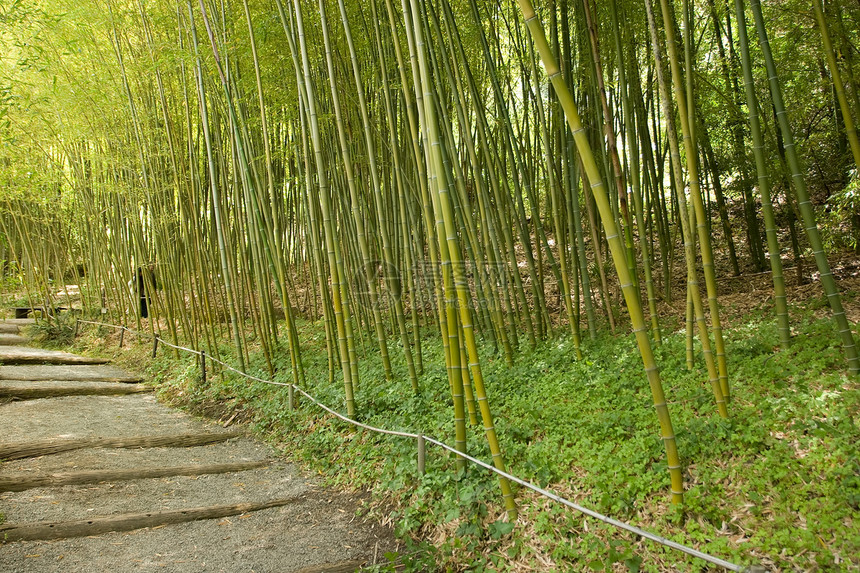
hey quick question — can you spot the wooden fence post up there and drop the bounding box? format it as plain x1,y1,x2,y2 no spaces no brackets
417,434,425,476
200,351,207,385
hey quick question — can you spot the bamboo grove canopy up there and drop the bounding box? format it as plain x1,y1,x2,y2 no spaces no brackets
1,0,859,512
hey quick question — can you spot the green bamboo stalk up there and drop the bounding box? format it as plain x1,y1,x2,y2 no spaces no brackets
812,0,860,170
644,0,727,417
657,0,731,401
291,0,357,414
241,0,304,383
411,0,517,518
516,0,685,504
732,0,790,349
190,0,246,370
749,0,860,375
527,39,581,352
335,0,420,393
582,0,639,296
371,0,425,374
315,0,394,385
427,3,514,361
609,0,661,344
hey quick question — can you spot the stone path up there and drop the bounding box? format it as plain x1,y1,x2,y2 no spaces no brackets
0,319,397,572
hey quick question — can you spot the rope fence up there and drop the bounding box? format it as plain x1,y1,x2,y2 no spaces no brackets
74,318,759,572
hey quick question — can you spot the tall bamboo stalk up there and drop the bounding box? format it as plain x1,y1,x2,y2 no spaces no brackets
732,0,790,349
749,0,860,375
291,0,357,414
516,0,685,505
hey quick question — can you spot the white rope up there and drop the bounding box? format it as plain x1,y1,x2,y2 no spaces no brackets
290,385,418,439
154,336,201,356
423,437,744,571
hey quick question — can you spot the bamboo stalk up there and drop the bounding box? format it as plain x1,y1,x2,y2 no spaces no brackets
516,0,685,505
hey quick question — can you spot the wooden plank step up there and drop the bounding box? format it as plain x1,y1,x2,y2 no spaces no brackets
0,460,270,492
0,350,110,366
291,560,366,573
0,381,152,400
0,318,36,326
0,323,22,334
0,497,299,542
0,432,243,461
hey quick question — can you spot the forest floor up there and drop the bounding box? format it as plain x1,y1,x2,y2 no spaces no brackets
11,250,860,572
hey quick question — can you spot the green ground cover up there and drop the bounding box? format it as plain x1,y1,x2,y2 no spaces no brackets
64,299,859,572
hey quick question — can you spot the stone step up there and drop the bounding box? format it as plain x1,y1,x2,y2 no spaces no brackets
2,395,231,444
0,338,396,572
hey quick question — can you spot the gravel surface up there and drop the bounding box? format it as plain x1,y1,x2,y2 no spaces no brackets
1,463,307,522
0,347,109,364
0,364,137,381
1,492,395,573
1,394,231,442
0,334,27,346
1,364,400,572
1,440,270,475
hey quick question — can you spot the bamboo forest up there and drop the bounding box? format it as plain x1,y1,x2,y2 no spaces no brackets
1,0,859,569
